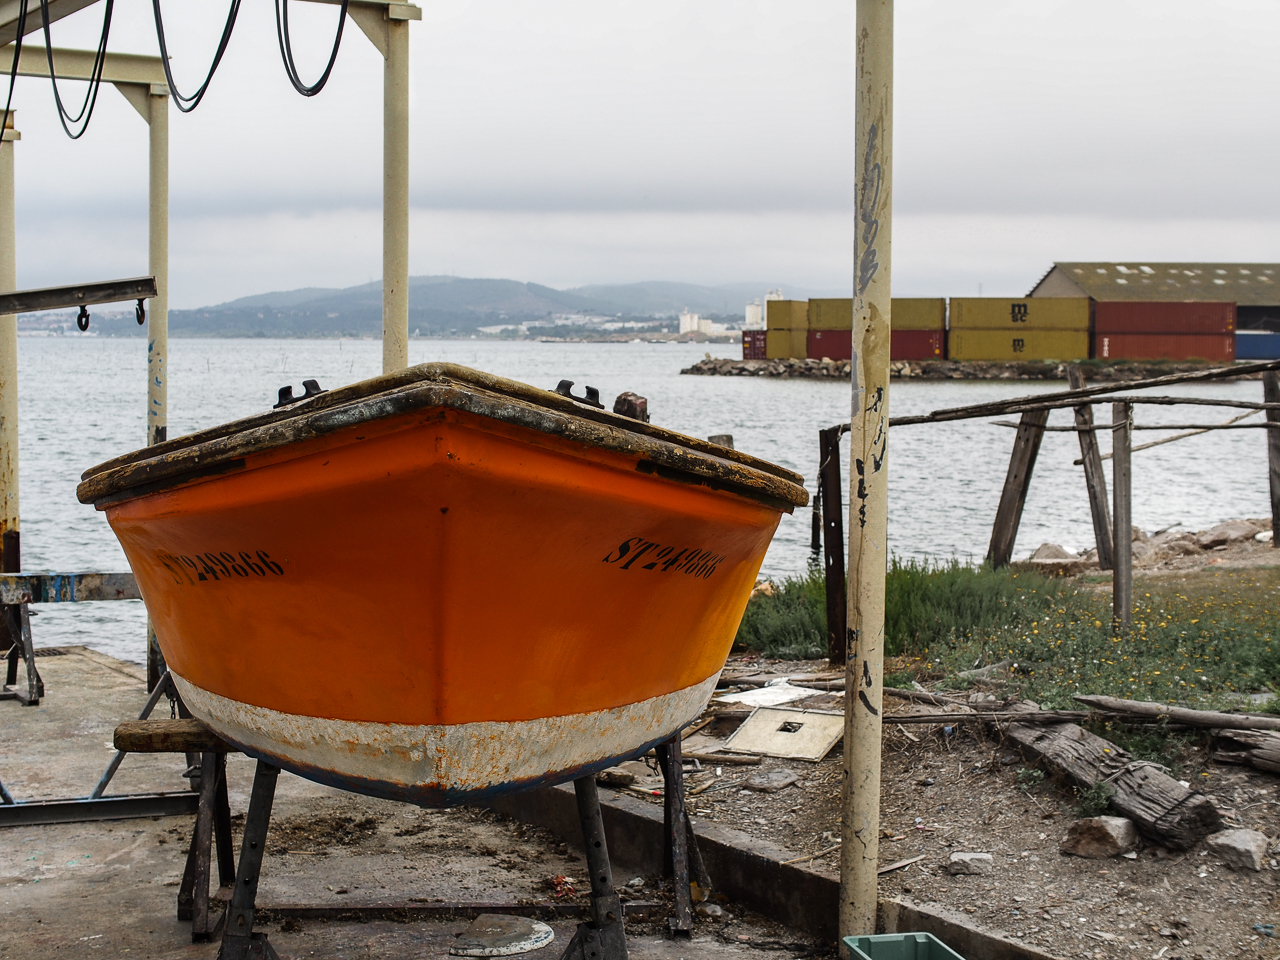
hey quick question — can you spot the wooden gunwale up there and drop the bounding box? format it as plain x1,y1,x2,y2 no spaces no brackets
77,373,809,511
81,363,804,488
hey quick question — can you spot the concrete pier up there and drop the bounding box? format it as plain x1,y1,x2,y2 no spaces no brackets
0,647,822,958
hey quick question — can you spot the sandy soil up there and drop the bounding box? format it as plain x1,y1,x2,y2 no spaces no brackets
649,655,1280,960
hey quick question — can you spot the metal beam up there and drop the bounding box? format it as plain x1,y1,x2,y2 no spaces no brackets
0,43,165,85
0,571,139,603
0,791,198,826
0,276,155,314
0,0,99,47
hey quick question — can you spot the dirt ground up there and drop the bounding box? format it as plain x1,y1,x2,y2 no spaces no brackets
663,654,1280,960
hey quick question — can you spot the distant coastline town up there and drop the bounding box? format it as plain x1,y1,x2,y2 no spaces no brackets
19,263,1280,368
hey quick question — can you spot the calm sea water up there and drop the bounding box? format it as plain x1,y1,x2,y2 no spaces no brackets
18,337,1274,664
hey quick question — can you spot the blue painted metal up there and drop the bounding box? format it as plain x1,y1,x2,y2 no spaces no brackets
0,571,139,604
1237,333,1280,361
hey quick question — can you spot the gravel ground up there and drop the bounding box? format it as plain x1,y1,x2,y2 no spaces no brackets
656,655,1280,960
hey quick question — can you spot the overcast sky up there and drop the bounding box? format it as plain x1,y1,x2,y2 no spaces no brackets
7,0,1280,308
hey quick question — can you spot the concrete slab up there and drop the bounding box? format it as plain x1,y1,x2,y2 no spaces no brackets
0,648,830,959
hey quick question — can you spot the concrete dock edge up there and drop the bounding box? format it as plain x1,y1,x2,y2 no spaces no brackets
486,784,1060,960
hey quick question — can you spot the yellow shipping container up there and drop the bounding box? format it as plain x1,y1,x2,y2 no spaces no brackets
949,297,1089,331
892,298,946,331
948,329,1089,362
766,300,808,331
808,299,852,331
765,329,792,359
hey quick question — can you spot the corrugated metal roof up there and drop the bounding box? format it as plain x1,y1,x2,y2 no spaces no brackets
1029,263,1280,305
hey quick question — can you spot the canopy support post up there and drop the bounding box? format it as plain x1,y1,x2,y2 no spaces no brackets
841,0,893,947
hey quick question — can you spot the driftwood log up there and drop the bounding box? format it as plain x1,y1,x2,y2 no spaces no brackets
1074,694,1280,732
1210,728,1280,774
1002,710,1220,849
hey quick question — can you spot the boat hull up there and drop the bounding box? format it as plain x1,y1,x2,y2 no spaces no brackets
100,402,787,804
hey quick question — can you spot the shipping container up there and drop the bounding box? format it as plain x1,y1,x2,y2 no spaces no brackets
808,329,851,360
765,329,792,359
949,297,1090,331
891,329,944,360
892,298,946,331
766,300,808,331
1094,301,1235,335
1235,331,1280,360
809,299,852,331
948,329,1089,362
742,329,766,360
1093,333,1234,362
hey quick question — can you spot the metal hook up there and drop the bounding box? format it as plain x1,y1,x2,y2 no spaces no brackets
135,298,146,325
76,305,90,332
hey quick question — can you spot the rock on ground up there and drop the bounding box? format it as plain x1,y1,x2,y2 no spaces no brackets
1060,817,1139,858
746,769,800,793
1031,543,1076,560
1197,520,1263,549
1206,828,1269,871
946,852,993,875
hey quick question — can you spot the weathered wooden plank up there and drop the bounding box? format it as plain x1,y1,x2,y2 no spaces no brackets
987,409,1049,568
1067,366,1114,570
1265,372,1280,548
1077,694,1280,731
1004,718,1220,849
1112,402,1133,628
114,719,233,753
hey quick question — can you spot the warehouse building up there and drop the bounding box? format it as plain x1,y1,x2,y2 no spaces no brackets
1030,262,1280,329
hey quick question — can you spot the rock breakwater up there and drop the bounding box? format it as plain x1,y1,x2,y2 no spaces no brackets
681,357,1258,381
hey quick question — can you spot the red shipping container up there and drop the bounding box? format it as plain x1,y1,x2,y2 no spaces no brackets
1094,301,1235,335
892,329,944,361
1093,333,1234,362
742,330,766,360
806,329,945,360
808,329,852,360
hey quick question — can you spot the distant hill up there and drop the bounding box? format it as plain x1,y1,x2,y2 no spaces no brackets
164,275,832,337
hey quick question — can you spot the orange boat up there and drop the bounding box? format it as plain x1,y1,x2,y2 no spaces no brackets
77,364,807,805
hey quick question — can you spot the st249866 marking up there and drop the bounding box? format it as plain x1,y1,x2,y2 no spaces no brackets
602,538,725,579
158,550,285,585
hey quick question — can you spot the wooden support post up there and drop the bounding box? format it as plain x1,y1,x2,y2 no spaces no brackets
841,0,892,944
820,427,847,665
1112,401,1133,630
986,409,1050,568
1264,372,1280,547
1067,365,1114,569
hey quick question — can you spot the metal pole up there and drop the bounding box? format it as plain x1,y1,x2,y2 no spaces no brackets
0,112,17,575
1112,401,1133,630
841,0,892,945
147,87,169,689
383,16,410,373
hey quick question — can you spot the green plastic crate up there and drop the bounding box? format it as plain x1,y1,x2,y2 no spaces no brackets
843,932,966,960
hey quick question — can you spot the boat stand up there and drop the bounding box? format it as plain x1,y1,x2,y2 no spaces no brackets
213,761,633,960
115,719,697,959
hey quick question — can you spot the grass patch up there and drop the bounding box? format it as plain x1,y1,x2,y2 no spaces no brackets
736,563,1280,707
734,565,827,660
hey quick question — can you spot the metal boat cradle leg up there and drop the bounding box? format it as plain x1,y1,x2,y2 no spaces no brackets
178,752,235,942
218,759,281,960
211,764,635,960
1,603,41,705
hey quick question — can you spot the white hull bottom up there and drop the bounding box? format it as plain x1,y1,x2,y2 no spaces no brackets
171,672,719,806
